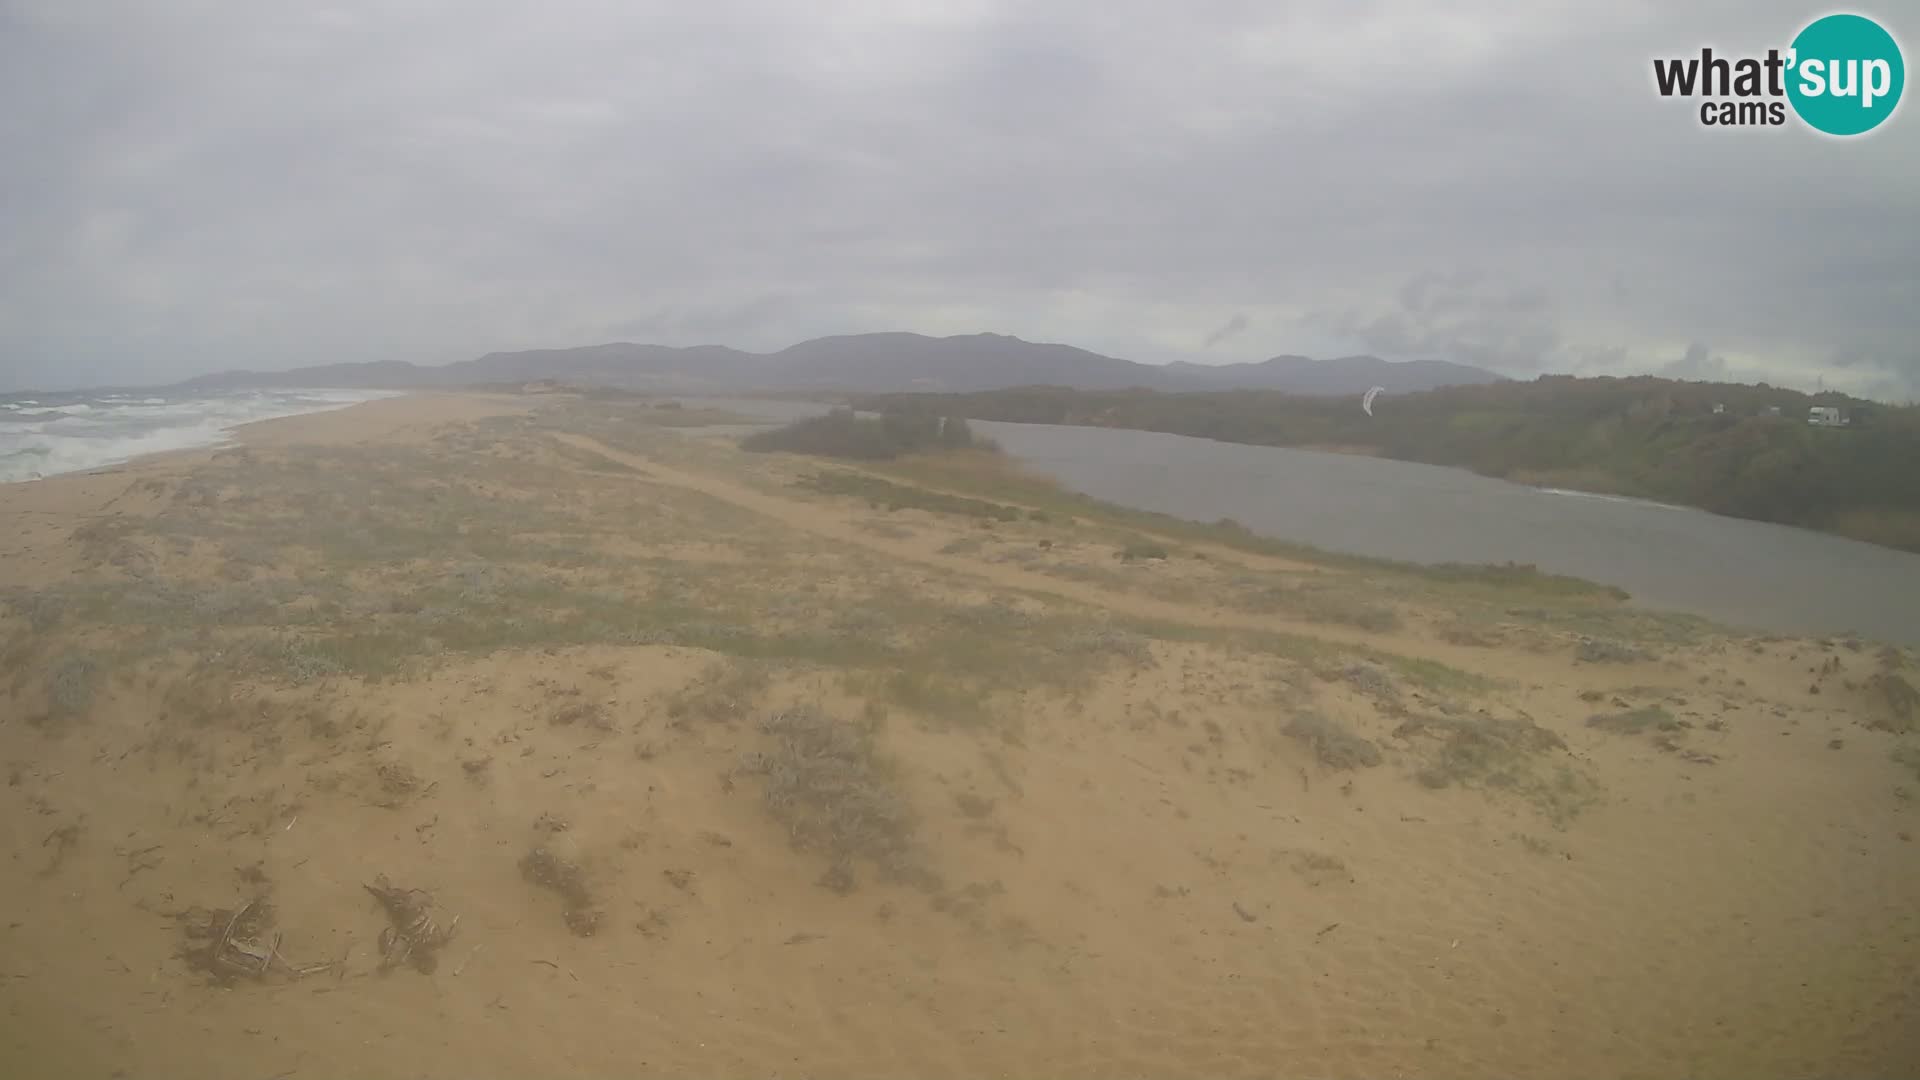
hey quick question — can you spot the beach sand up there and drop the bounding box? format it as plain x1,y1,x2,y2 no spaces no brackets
3,391,1917,1079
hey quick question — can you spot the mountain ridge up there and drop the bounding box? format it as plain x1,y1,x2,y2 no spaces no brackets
163,332,1507,396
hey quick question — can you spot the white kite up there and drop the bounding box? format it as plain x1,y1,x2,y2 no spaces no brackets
1362,386,1385,417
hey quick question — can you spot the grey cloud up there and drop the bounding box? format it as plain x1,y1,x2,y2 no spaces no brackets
1,0,1917,398
1311,272,1565,372
603,294,806,342
1202,313,1249,349
1663,342,1730,381
1566,344,1632,375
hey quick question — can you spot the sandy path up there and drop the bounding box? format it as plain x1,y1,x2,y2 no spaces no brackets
553,432,1623,685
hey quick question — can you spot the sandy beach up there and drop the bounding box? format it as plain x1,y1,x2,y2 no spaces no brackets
3,391,1917,1079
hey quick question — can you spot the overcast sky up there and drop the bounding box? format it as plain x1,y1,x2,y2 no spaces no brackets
2,0,1916,398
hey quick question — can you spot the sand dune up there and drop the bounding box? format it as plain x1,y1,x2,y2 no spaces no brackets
3,392,1917,1079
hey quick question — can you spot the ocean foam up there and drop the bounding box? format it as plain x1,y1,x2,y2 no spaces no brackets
0,389,402,483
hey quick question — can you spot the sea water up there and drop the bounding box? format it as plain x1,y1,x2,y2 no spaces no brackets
0,388,401,483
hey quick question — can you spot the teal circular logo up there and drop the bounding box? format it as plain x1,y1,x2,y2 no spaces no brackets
1786,14,1905,136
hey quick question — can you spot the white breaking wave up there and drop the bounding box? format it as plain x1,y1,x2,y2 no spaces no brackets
0,388,403,483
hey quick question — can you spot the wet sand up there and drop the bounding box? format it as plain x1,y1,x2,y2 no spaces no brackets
3,391,1917,1079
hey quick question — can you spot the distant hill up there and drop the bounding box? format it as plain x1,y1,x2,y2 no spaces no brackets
173,360,444,391
162,332,1507,396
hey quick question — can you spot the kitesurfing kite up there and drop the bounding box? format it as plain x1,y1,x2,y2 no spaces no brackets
1362,386,1384,417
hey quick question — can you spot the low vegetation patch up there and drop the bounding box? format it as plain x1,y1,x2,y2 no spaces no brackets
1058,625,1155,665
871,670,993,729
1866,672,1918,734
1398,713,1565,787
519,847,601,937
1370,652,1494,695
799,470,1023,522
43,652,101,723
666,659,771,724
1586,705,1681,735
3,589,67,633
1893,743,1920,782
1284,711,1383,769
1336,662,1401,705
1239,581,1400,632
247,633,413,684
1575,638,1654,664
1422,562,1630,602
735,706,921,892
1395,712,1595,825
1436,619,1503,647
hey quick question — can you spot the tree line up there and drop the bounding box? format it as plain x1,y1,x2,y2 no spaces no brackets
740,407,991,460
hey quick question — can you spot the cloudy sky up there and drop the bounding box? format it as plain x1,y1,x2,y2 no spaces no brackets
2,0,1916,398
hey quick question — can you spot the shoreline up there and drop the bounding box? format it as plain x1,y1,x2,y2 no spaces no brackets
0,391,528,484
0,388,414,488
0,393,527,589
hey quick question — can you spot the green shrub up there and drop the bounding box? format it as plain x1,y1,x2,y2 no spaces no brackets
1586,705,1679,734
800,472,1021,521
736,706,919,889
45,653,101,720
1867,672,1918,734
1284,712,1382,769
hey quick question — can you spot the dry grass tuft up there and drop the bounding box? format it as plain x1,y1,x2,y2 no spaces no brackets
1284,711,1383,769
41,653,101,727
667,660,770,724
1586,705,1681,735
736,706,919,892
1395,712,1595,826
519,847,601,937
1575,638,1653,664
1866,672,1918,734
